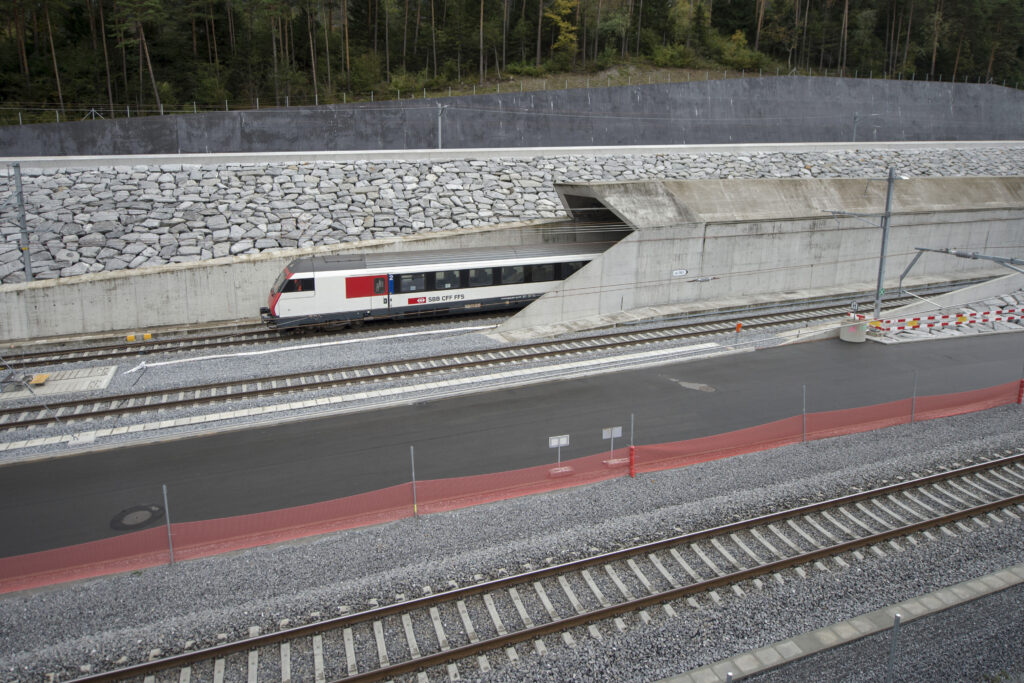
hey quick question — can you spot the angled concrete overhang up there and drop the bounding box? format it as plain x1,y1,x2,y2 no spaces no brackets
494,176,1024,341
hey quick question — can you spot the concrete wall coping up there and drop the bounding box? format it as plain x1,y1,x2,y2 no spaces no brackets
4,140,1023,170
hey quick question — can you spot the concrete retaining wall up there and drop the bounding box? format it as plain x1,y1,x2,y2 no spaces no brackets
0,223,578,343
496,176,1024,337
2,145,1022,343
2,77,1024,157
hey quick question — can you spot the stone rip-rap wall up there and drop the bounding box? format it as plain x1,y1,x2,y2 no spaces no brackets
1,146,1022,285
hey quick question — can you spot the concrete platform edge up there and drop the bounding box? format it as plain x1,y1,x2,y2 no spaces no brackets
661,562,1024,682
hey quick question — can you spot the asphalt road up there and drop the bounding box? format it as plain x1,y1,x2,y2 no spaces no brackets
1,333,1021,557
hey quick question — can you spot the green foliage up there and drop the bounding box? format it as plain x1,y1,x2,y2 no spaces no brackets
505,62,547,77
652,43,697,68
0,0,1021,115
544,0,579,57
707,30,769,71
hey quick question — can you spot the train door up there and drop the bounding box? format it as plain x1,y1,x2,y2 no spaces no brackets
370,275,391,316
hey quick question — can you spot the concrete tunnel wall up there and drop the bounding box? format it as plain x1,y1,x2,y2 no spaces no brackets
495,176,1024,335
0,222,571,342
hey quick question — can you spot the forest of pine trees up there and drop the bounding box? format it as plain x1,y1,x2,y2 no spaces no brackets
1,0,1022,120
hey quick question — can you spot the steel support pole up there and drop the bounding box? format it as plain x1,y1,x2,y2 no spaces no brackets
874,167,896,320
13,162,32,281
162,484,174,564
886,613,902,683
410,446,418,516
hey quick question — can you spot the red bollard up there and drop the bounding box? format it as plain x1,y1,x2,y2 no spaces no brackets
629,445,636,478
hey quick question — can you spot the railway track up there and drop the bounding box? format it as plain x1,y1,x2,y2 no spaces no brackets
69,451,1024,683
2,279,981,368
1,315,504,368
3,302,890,433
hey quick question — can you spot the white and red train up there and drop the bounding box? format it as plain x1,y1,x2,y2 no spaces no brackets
260,243,609,329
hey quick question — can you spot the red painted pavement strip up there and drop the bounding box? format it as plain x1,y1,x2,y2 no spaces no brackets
1,380,1020,594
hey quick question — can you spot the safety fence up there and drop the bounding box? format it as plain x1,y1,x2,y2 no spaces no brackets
0,379,1021,594
6,67,1020,127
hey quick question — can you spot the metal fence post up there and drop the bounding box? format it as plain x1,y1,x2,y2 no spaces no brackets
162,484,174,564
802,384,807,442
886,613,902,683
911,370,918,423
12,162,32,281
410,446,418,516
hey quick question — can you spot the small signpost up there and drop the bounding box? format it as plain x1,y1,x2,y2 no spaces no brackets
548,434,570,464
548,434,573,477
602,426,622,457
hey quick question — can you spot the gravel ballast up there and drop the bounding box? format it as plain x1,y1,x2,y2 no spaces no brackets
1,400,1022,681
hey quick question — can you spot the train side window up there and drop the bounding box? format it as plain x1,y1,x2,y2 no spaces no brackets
500,266,525,285
282,277,315,293
559,261,587,279
527,264,555,282
434,270,462,290
396,273,427,292
373,278,386,295
468,268,494,287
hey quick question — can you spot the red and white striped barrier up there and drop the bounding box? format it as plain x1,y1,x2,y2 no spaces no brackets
850,307,1023,332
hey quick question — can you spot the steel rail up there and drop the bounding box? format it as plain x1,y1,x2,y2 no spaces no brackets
344,491,1024,682
67,452,1024,683
0,303,886,431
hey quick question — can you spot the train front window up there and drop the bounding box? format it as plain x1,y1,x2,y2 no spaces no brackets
528,264,555,282
468,268,494,287
281,277,315,293
434,270,461,290
500,266,525,285
272,271,289,293
396,273,427,292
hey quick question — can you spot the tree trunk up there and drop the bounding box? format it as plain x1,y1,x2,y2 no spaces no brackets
839,0,849,75
929,0,941,78
902,1,913,73
593,0,601,61
44,2,65,114
535,0,543,66
479,0,484,82
754,0,765,52
630,0,638,54
98,0,115,114
226,0,236,55
384,0,390,81
403,0,409,68
209,3,220,72
323,1,332,91
139,22,162,112
271,15,280,104
413,0,421,55
951,33,962,80
15,1,30,83
801,0,811,69
308,8,319,102
985,43,995,82
344,0,351,84
579,0,586,66
430,0,437,78
87,0,98,52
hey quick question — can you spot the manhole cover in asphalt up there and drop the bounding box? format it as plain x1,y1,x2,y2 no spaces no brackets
110,504,164,531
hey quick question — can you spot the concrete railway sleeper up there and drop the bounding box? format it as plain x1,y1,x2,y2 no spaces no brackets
0,302,911,433
68,452,1024,683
